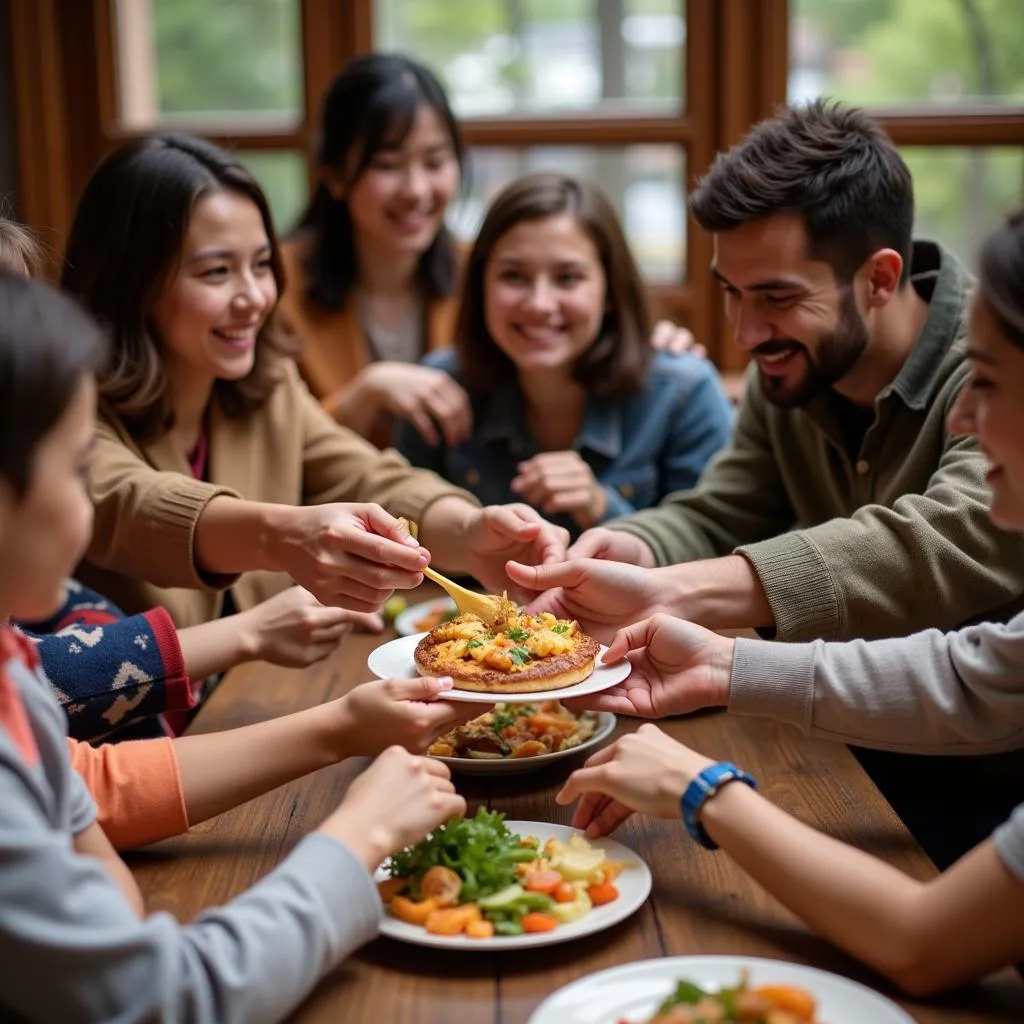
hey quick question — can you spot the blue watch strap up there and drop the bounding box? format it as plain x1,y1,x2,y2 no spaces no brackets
680,761,757,850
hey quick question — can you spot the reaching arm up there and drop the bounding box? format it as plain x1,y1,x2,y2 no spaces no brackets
729,612,1024,754
560,726,1024,997
700,782,1024,996
736,386,1024,641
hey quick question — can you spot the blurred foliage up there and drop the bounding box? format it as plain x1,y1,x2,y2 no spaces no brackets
792,0,1024,258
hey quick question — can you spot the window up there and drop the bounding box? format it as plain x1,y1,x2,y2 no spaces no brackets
375,0,685,116
113,0,303,130
14,1,1017,370
790,0,1024,263
790,0,1024,109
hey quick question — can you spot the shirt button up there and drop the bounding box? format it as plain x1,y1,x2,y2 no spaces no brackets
465,469,481,486
855,459,870,475
618,483,635,500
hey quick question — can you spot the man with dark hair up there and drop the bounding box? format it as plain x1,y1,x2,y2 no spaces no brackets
520,99,1024,645
509,101,1024,868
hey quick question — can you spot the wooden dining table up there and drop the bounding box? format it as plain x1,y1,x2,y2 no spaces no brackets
130,585,1024,1023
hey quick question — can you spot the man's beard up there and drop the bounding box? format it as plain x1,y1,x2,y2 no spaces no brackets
755,288,870,409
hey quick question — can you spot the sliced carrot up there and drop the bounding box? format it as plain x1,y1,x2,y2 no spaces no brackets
391,895,439,925
586,882,620,906
376,876,409,904
751,986,816,1018
465,919,496,939
425,904,482,935
553,882,577,903
521,912,559,933
524,870,563,894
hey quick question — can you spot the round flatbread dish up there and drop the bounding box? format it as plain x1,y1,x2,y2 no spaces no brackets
367,633,632,704
412,610,600,695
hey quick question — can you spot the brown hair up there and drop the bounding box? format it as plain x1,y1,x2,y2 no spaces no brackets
294,53,464,311
978,209,1024,351
62,134,300,442
455,173,651,397
691,99,914,284
0,272,107,497
0,217,46,277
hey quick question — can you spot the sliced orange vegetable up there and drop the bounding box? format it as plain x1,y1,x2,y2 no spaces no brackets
524,870,563,894
376,876,409,904
465,919,496,939
553,882,577,903
425,904,482,935
391,895,439,925
586,882,620,906
527,714,577,735
751,985,816,1018
521,912,560,933
601,861,626,883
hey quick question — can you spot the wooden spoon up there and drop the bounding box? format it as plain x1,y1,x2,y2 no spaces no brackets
399,518,505,627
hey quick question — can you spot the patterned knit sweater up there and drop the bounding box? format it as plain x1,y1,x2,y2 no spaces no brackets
14,579,193,741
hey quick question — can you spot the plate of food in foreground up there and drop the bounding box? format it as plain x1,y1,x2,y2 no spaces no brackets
375,809,651,950
392,596,459,637
428,702,616,775
526,954,917,1024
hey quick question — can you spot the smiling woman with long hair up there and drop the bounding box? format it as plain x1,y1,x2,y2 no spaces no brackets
60,133,568,638
279,53,471,448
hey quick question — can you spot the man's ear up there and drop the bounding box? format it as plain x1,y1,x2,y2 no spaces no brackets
862,248,903,309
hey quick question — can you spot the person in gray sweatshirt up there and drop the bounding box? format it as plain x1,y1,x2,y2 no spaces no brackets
0,272,468,1022
555,209,1024,996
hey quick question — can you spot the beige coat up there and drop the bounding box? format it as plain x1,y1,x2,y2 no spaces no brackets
79,360,475,628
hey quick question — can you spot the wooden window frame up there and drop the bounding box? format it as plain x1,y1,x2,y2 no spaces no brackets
5,0,1022,371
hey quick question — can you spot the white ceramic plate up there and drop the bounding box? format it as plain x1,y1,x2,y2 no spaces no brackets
366,632,631,704
527,954,917,1024
376,820,651,951
394,596,458,637
432,711,617,775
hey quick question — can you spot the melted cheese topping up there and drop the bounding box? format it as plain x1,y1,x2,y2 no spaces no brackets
432,611,579,673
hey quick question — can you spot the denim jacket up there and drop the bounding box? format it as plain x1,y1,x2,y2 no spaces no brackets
394,349,734,539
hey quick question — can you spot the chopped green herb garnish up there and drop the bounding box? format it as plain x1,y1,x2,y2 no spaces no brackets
491,710,518,733
465,639,483,649
509,646,531,666
505,627,530,643
552,623,570,634
657,979,706,1013
385,807,537,903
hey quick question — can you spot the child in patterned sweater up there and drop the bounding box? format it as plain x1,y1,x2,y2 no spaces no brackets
0,268,472,1020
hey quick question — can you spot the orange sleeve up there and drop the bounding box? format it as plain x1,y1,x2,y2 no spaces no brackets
67,736,189,850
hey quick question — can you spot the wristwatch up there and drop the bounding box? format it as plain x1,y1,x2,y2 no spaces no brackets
680,761,757,850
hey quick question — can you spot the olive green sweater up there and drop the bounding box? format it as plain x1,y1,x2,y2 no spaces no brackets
610,242,1024,641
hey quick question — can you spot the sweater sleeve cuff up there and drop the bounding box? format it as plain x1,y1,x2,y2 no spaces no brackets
142,481,241,590
728,637,816,732
143,607,196,710
735,533,841,640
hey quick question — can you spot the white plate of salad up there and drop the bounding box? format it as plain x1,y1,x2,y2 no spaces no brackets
374,810,652,950
527,954,916,1023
